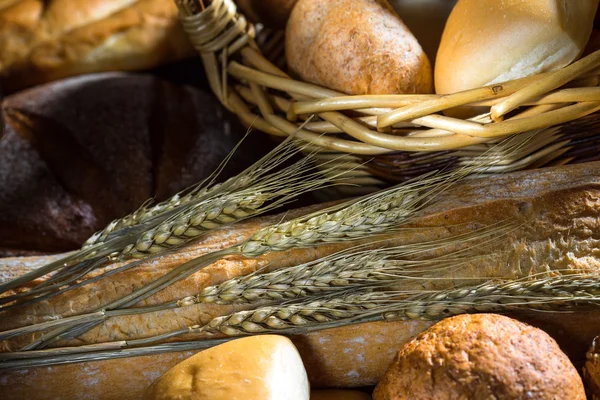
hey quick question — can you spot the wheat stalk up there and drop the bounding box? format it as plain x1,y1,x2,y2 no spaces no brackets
119,152,337,259
0,223,512,342
0,130,337,307
0,134,299,296
127,273,600,344
5,273,600,370
16,133,533,349
82,130,282,249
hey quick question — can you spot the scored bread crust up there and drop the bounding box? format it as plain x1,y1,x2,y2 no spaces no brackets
0,162,599,398
0,0,195,91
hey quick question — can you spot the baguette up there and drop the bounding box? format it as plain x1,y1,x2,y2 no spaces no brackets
0,0,195,92
1,162,599,399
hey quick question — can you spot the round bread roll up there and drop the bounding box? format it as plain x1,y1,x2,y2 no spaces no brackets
311,390,372,400
236,0,297,28
286,0,433,95
584,336,600,400
435,0,599,94
143,335,309,400
373,314,585,400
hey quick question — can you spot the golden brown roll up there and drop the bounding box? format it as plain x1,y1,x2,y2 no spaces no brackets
373,314,586,400
286,0,433,95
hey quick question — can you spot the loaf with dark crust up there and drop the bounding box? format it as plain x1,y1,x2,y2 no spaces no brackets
373,314,585,400
0,72,264,256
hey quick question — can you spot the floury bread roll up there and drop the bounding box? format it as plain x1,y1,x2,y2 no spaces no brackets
435,0,599,94
143,335,309,400
0,0,195,92
286,0,433,95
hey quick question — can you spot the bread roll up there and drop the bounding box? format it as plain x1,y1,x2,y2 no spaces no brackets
286,0,433,95
373,314,585,400
435,0,599,94
0,0,195,92
0,72,264,257
143,335,309,400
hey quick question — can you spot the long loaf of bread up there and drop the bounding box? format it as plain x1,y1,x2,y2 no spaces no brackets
0,0,195,91
1,162,599,399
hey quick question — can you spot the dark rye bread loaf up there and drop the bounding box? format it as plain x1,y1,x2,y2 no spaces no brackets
0,72,268,256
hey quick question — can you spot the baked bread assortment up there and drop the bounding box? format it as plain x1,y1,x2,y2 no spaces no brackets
0,0,195,92
285,0,433,95
435,0,599,93
373,314,586,399
143,335,310,400
0,72,265,256
1,0,600,399
1,162,599,399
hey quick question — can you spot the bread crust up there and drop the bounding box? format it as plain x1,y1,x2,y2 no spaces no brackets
0,162,599,397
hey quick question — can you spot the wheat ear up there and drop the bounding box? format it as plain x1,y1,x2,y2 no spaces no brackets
22,133,532,349
0,222,513,342
0,134,299,296
6,273,599,370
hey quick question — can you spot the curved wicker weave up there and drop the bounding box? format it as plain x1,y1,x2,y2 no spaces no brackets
175,0,600,189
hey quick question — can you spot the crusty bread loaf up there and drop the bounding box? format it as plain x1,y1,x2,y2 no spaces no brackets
0,72,265,256
435,0,599,94
1,162,599,399
0,0,195,92
286,0,433,95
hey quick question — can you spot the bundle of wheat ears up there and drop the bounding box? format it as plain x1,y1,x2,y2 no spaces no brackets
1,130,599,371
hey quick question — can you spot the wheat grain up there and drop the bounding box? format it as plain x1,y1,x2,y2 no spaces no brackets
14,133,534,349
81,133,302,249
193,223,513,305
6,273,600,369
119,151,337,259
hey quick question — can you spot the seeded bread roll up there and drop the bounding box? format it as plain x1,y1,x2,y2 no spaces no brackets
373,314,585,400
435,0,599,94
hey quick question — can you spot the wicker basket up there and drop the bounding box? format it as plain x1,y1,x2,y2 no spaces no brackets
175,0,600,192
